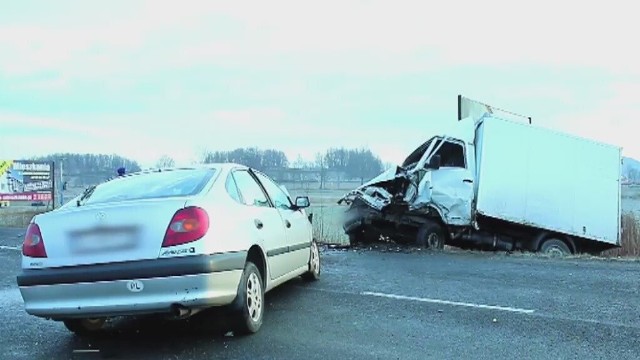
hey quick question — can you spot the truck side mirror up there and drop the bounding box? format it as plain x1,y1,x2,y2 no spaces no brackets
427,155,441,170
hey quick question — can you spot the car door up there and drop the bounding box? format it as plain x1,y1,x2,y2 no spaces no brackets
230,169,290,280
252,170,312,270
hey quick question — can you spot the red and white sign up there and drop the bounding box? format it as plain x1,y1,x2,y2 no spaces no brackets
0,192,52,202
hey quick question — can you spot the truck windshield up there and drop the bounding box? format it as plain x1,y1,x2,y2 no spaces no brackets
402,138,435,168
402,137,467,169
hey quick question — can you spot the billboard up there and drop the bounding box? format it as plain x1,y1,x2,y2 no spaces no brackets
0,160,54,202
457,95,532,124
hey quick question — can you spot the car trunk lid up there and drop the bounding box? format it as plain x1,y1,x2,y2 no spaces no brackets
33,198,189,268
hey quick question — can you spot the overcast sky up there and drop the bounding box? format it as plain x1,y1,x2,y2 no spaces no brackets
1,0,638,167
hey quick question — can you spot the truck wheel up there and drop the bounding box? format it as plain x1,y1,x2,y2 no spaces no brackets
416,222,445,250
540,238,572,256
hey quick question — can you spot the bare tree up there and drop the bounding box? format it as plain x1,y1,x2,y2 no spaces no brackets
156,155,176,168
315,152,328,190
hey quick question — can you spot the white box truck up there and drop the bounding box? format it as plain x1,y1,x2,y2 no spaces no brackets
338,97,622,255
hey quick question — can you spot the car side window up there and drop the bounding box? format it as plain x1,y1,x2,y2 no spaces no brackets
225,173,242,203
253,171,293,210
231,170,270,207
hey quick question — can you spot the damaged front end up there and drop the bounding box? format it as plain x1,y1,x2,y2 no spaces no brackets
338,133,475,246
337,165,441,244
337,166,411,211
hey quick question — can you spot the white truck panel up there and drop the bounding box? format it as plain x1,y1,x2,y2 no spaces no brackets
475,116,621,245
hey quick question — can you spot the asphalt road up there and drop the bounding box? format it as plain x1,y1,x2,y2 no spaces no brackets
1,227,640,359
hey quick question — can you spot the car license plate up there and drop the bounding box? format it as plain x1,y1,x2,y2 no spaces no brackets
70,228,137,254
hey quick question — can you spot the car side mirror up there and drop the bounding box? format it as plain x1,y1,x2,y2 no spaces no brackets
294,196,310,209
427,155,441,170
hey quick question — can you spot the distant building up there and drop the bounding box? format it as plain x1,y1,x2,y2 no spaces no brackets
1,170,25,193
0,173,8,193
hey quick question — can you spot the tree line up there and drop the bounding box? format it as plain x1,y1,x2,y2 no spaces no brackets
28,147,386,188
197,147,385,186
31,153,142,187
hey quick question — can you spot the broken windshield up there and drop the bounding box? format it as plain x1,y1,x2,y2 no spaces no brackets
401,137,467,170
402,138,435,168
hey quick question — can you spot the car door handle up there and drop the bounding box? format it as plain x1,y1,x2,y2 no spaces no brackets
285,220,291,228
463,179,473,183
254,219,264,229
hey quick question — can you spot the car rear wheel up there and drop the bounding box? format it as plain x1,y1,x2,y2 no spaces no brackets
229,261,264,335
302,240,321,281
63,318,106,336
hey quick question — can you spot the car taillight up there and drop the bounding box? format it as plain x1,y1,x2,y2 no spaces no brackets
162,206,209,247
23,223,47,258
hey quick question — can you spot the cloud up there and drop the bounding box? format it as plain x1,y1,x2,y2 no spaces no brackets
3,0,637,79
1,0,639,166
542,81,640,157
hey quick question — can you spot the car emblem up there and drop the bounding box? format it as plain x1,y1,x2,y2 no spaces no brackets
95,211,106,222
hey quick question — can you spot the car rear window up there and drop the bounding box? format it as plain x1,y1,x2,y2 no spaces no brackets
80,168,217,206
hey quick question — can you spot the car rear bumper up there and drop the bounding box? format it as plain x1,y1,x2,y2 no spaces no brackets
17,251,247,319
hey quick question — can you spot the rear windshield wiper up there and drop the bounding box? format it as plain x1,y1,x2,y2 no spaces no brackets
76,185,97,207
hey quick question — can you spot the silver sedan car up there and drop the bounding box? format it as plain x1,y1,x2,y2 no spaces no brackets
17,164,321,336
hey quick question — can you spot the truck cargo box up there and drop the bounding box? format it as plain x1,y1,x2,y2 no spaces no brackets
474,116,622,246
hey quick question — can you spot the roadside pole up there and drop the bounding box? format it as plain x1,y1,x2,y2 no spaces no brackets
60,159,64,207
51,161,56,210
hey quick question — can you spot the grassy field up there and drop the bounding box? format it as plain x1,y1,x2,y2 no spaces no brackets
288,188,351,245
3,184,640,257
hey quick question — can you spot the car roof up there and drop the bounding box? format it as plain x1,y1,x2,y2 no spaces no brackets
116,163,249,178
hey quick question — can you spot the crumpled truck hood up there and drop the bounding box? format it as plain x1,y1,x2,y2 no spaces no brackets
337,166,407,210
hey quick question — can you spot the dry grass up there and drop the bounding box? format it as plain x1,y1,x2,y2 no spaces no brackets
602,212,640,258
310,205,350,245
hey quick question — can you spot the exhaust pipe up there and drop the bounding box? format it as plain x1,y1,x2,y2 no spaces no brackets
461,233,514,251
170,304,192,319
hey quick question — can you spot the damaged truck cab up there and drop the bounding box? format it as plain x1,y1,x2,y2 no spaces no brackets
339,113,622,256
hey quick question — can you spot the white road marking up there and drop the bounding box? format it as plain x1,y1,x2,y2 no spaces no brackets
361,291,536,314
0,245,20,251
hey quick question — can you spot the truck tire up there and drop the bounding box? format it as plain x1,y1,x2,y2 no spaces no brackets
416,222,445,250
540,238,572,256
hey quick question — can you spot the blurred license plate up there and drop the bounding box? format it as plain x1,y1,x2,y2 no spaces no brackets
71,229,137,254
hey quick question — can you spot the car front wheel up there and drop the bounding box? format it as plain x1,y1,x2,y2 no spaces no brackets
229,261,264,335
302,240,321,281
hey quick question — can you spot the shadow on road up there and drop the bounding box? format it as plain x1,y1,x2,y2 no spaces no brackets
52,278,310,359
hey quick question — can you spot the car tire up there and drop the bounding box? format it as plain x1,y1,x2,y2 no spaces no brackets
301,240,321,282
416,221,445,250
63,318,106,336
229,261,264,335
